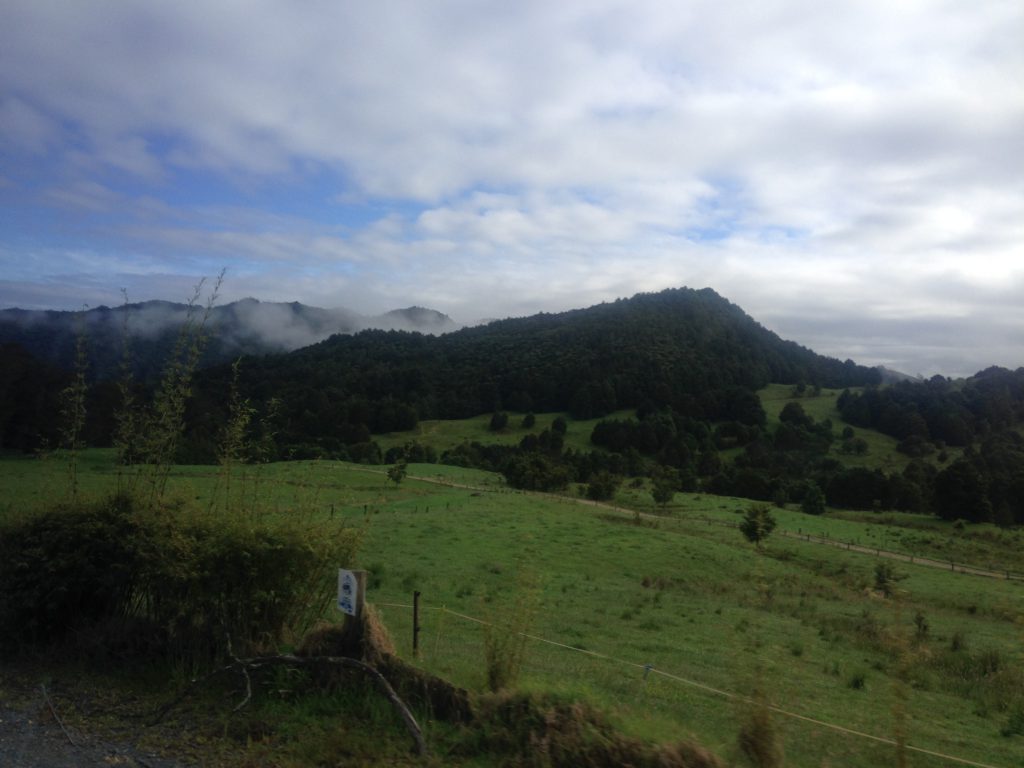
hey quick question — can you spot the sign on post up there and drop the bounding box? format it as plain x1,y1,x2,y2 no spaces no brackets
338,568,360,617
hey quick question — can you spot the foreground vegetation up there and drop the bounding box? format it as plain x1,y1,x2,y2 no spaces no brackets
2,450,1020,767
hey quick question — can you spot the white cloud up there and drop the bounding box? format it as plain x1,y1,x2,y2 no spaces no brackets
0,0,1022,375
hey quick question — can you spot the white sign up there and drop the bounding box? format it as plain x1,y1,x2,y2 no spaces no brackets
338,568,359,616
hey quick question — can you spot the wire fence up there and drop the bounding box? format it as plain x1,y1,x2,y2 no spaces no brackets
688,516,1024,582
393,469,1023,581
376,600,1008,768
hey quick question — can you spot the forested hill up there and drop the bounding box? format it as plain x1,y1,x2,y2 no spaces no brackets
208,287,881,431
0,299,457,382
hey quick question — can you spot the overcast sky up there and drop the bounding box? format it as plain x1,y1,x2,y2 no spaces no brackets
1,1,1021,377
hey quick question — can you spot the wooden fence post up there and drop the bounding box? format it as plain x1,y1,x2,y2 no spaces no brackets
413,590,422,658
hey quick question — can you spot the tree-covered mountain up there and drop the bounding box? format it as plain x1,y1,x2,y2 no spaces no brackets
197,286,880,444
0,298,459,382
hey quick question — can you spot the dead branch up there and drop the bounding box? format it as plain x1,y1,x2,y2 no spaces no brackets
41,683,82,747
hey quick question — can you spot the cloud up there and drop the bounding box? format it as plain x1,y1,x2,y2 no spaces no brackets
0,1,1021,376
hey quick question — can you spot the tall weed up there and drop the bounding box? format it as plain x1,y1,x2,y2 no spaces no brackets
482,569,539,692
134,273,222,504
60,317,89,500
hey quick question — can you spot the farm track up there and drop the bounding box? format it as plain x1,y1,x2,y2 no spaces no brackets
0,687,189,768
778,531,1022,580
391,468,1023,582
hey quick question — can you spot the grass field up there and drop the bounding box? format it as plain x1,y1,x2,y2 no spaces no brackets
3,450,1021,767
758,384,964,474
374,409,636,455
376,385,962,480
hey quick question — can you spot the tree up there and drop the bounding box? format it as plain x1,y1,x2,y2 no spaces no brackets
779,401,813,429
739,504,777,549
651,469,678,507
800,481,826,515
586,471,620,501
387,461,407,485
521,412,536,429
933,459,990,522
489,411,509,432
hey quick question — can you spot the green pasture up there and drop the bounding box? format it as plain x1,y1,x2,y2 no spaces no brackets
759,383,964,473
2,451,1021,767
377,385,961,480
375,409,638,455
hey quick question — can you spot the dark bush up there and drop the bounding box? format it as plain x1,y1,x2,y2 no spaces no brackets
0,493,144,649
0,493,359,665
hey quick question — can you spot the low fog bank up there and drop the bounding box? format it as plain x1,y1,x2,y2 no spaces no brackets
0,299,462,380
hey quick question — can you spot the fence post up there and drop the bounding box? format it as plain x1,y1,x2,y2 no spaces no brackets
413,590,422,658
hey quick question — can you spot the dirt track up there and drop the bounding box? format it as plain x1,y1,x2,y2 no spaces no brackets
403,469,1022,582
0,692,188,768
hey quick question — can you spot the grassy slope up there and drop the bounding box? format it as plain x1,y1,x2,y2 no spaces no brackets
3,451,1021,768
377,385,963,475
757,383,964,473
375,410,636,455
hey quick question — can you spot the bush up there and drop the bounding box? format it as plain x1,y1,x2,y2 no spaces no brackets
489,411,509,432
586,471,620,501
737,696,782,767
0,493,360,665
0,493,144,649
800,481,826,515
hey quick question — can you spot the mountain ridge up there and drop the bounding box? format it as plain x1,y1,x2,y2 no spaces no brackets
0,298,459,380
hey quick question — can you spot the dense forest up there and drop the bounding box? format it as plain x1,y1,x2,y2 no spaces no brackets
2,287,1022,525
198,287,879,425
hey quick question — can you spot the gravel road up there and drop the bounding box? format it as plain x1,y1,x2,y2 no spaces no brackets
0,689,189,768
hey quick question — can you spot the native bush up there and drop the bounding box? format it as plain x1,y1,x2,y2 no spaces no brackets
0,492,360,665
0,493,144,648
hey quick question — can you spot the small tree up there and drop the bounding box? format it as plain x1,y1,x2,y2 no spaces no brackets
651,469,678,508
740,504,776,549
521,412,536,429
800,481,826,516
489,411,509,432
586,471,620,501
874,562,906,597
387,461,407,485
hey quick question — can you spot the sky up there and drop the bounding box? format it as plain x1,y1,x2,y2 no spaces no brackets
1,1,1022,378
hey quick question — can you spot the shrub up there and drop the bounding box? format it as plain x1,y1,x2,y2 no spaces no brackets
737,695,782,768
489,411,509,432
913,611,930,642
1001,705,1024,738
0,492,360,665
586,471,620,501
800,481,826,515
0,493,144,649
873,561,906,597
